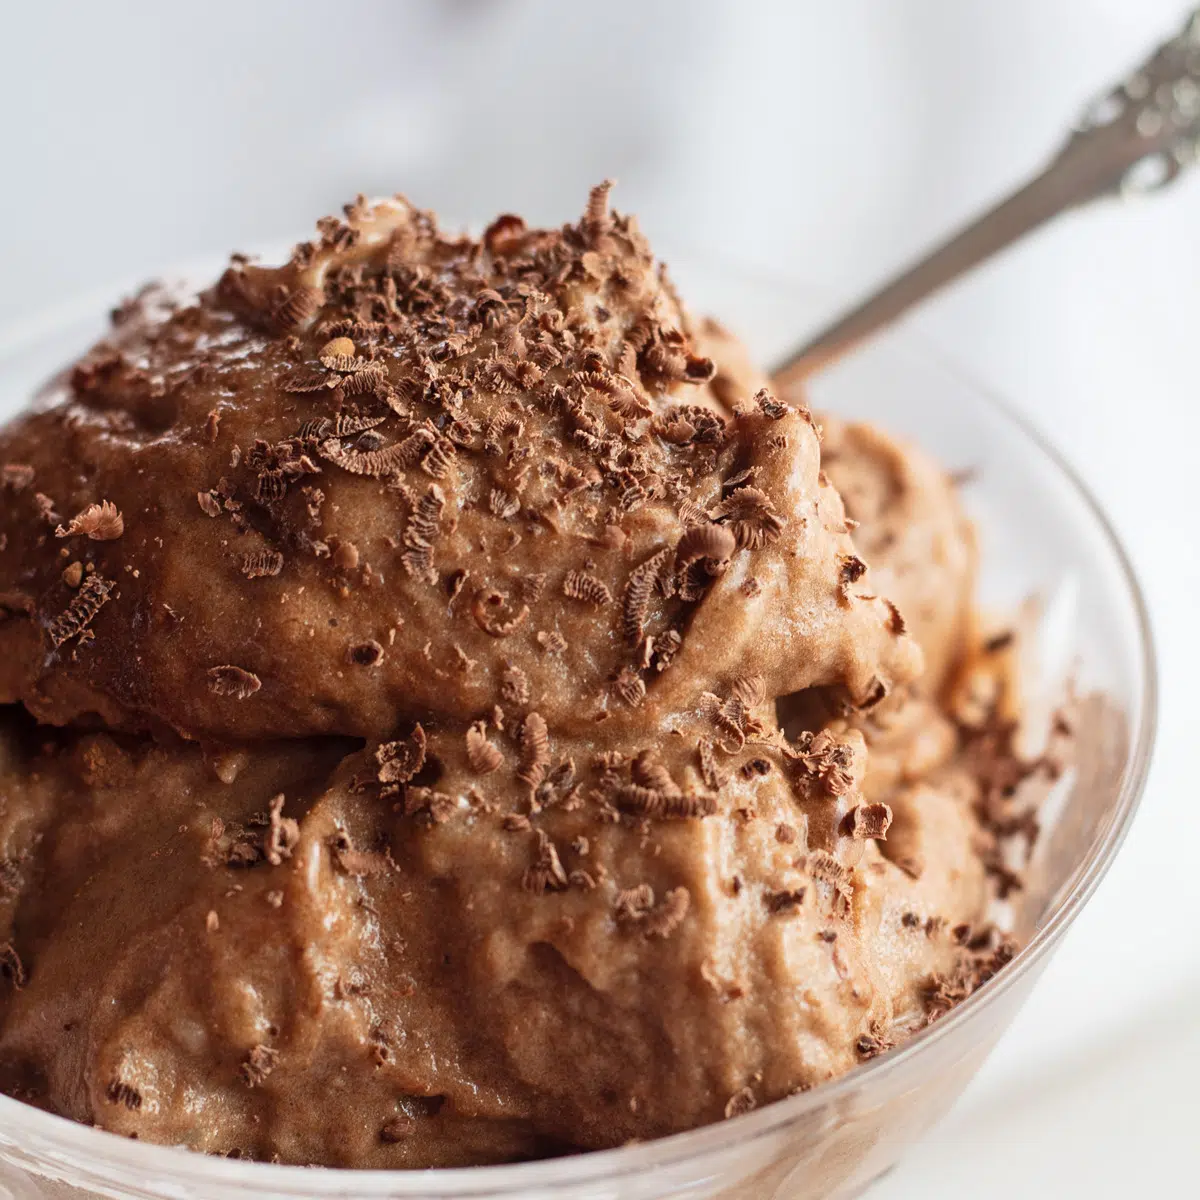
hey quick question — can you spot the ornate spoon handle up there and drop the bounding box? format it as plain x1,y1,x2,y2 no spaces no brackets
773,9,1200,386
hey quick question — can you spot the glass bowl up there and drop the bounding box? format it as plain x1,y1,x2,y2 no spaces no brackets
0,257,1155,1200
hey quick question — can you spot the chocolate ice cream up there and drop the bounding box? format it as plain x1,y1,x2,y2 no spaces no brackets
0,189,1030,1167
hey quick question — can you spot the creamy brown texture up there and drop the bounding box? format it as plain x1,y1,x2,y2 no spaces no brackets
0,190,1023,1167
0,192,914,742
820,416,975,697
0,705,995,1165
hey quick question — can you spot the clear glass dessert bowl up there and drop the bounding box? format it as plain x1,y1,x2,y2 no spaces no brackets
0,256,1155,1200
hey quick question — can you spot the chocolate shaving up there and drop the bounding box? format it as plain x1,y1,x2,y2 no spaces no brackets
697,738,724,790
320,348,374,375
207,664,262,700
519,573,547,604
483,412,525,454
255,468,287,502
838,555,867,600
754,387,789,419
404,788,455,824
488,488,520,519
855,1030,893,1061
332,541,360,571
631,749,677,794
583,179,614,239
421,436,456,480
105,1081,143,1110
622,549,670,646
675,523,736,570
317,318,386,341
730,674,766,707
653,412,697,444
242,550,284,579
387,374,423,416
923,937,1017,1022
483,213,527,256
517,712,550,788
562,570,612,607
575,369,650,419
197,490,222,517
332,834,394,877
710,485,785,549
740,757,772,779
766,888,807,914
472,589,530,637
700,688,765,754
340,368,388,398
641,887,690,938
264,794,299,866
613,666,646,708
55,500,123,541
847,802,892,840
639,330,713,385
241,1045,280,1087
538,630,567,654
330,411,388,438
500,664,531,705
614,784,716,819
377,725,427,784
805,850,853,913
48,574,114,648
724,1087,757,1119
280,366,340,393
535,759,577,809
269,284,322,332
401,484,445,583
319,431,431,478
788,730,857,797
466,721,504,775
522,829,568,894
614,883,655,924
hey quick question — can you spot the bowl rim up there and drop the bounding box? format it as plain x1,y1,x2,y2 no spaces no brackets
0,262,1158,1196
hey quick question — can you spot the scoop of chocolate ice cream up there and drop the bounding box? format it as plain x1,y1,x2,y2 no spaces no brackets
0,190,916,744
0,694,991,1165
0,189,1020,1171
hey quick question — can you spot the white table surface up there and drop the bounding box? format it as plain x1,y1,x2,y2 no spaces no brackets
3,3,1198,1195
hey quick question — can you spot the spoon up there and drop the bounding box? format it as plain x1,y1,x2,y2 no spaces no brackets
773,7,1200,388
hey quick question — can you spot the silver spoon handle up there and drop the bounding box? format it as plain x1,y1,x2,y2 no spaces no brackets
773,8,1200,387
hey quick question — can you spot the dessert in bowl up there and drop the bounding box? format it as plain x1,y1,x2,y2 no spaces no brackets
0,189,1153,1198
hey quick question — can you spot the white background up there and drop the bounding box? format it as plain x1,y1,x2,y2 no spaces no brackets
3,2,1198,1194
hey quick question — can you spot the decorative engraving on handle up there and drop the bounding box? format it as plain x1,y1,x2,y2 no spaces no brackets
1062,8,1200,197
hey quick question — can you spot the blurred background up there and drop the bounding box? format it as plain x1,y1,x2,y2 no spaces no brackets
3,1,1198,1194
